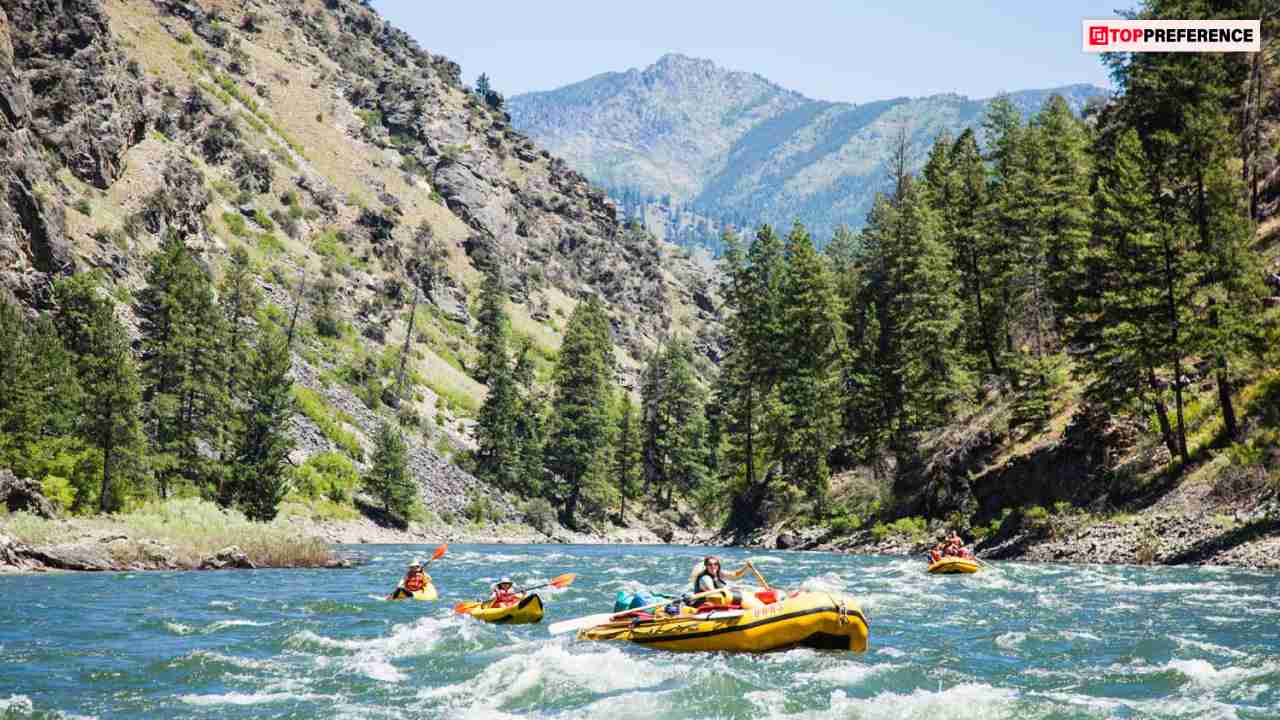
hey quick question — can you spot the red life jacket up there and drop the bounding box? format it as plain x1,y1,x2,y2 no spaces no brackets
490,590,519,607
404,573,427,592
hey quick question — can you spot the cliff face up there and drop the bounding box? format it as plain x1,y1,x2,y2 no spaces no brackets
0,0,720,516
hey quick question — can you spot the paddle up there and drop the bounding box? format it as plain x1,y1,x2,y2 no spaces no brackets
387,544,447,600
745,560,770,590
453,573,577,614
548,585,767,636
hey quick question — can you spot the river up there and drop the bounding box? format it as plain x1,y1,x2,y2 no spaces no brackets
1,544,1277,719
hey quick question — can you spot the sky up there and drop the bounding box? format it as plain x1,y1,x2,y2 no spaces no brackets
370,1,1124,103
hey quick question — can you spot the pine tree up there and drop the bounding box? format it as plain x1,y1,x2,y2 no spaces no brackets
1081,127,1185,463
544,295,614,528
53,275,145,513
226,325,295,520
365,420,415,521
474,268,509,386
776,222,843,514
613,399,641,519
511,340,547,496
1032,95,1093,326
473,267,520,488
137,234,228,497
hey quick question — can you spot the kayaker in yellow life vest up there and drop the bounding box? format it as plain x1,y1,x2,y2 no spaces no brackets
391,561,430,598
687,556,762,609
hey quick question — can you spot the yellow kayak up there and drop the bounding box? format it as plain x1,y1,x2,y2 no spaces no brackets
458,594,544,624
578,591,868,653
927,558,980,574
388,583,438,601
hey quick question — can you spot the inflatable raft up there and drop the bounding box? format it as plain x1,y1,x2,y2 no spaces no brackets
578,591,868,653
927,558,980,574
458,594,544,624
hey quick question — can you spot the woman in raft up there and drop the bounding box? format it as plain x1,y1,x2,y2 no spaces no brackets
687,555,764,610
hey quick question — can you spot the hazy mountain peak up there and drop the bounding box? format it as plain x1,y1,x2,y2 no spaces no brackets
509,56,1107,244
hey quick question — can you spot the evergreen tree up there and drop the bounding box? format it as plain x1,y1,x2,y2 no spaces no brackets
1081,127,1186,463
613,399,641,519
544,296,614,528
511,340,547,496
365,420,415,521
776,222,844,514
137,234,228,497
474,268,509,386
226,325,294,520
1032,95,1093,325
53,275,145,513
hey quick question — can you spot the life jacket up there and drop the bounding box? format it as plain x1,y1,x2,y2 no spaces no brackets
490,589,519,607
929,549,942,563
692,571,726,595
404,573,426,592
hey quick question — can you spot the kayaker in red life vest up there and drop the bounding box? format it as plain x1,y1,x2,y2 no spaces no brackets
929,541,946,564
489,577,519,607
391,561,430,598
944,535,972,559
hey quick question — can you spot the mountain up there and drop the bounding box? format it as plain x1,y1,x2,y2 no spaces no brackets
0,0,717,521
509,53,1108,243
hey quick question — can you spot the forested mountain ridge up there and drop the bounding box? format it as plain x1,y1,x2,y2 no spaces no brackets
0,0,717,534
508,53,1107,244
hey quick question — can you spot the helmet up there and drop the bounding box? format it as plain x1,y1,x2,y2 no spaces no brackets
408,561,422,570
494,577,513,589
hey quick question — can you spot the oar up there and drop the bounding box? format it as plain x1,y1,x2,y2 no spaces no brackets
517,572,576,595
745,560,770,590
453,573,577,615
423,543,448,570
548,585,766,636
387,543,448,600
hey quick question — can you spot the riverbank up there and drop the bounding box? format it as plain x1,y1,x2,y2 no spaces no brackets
740,480,1280,570
0,495,711,574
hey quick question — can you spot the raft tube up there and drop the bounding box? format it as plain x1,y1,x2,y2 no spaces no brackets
467,594,544,624
578,591,868,653
927,558,980,574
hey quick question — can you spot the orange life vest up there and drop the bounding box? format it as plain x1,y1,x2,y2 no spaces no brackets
404,573,427,592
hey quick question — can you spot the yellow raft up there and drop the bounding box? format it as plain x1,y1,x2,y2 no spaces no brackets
388,583,439,601
927,558,980,574
577,591,868,653
461,594,544,624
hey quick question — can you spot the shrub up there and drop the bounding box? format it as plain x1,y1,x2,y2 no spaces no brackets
73,198,92,216
292,451,358,503
252,208,274,230
222,211,249,237
870,516,928,543
39,476,76,514
464,491,496,524
523,497,557,535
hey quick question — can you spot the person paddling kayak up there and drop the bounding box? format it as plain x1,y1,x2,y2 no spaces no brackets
389,561,431,599
488,577,519,607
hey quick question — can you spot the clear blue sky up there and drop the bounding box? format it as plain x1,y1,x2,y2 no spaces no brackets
370,1,1124,102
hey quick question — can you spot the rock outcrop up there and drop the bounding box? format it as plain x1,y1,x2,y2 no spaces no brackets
0,469,56,518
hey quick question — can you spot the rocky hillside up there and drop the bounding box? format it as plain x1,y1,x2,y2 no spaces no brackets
0,0,719,521
509,53,1106,243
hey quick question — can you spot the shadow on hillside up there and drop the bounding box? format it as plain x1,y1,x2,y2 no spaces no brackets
1162,516,1280,565
354,497,408,531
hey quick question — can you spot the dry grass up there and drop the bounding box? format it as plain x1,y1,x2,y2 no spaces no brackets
1,498,333,568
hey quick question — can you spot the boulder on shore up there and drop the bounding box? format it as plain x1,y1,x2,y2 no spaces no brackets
776,532,802,550
200,546,256,570
0,469,57,519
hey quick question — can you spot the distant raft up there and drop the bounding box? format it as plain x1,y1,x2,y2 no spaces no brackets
388,583,439,601
578,591,868,653
927,558,980,574
459,594,544,624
